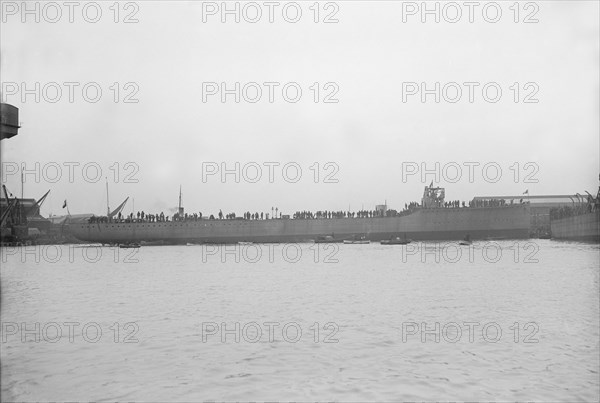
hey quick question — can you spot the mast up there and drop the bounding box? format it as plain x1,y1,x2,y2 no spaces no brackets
178,185,184,216
106,178,110,216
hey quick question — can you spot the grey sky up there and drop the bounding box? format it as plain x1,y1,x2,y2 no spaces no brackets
1,1,598,217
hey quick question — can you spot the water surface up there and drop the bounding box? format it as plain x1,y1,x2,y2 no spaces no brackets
1,240,598,401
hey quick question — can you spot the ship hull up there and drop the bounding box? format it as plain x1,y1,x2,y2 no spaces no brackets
551,211,600,242
67,205,530,244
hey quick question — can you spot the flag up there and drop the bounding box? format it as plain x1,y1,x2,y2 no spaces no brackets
62,200,67,208
430,181,434,188
523,190,529,195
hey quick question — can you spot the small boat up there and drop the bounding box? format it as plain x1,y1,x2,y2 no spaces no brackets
238,241,253,245
380,236,411,245
314,235,339,243
458,234,472,246
343,235,370,244
119,243,140,248
343,239,370,244
140,240,165,246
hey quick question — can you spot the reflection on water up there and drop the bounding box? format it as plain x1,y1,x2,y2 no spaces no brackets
1,240,599,401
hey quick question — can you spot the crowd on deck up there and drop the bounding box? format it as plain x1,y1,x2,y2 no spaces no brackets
550,188,599,219
469,198,517,208
550,203,597,220
89,211,197,224
86,197,526,224
292,210,395,219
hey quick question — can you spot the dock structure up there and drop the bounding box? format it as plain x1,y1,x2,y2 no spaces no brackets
1,104,24,244
0,103,20,140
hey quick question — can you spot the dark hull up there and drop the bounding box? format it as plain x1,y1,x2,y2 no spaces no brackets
67,205,530,244
551,211,600,242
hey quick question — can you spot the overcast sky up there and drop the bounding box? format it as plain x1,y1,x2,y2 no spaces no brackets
1,1,598,217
